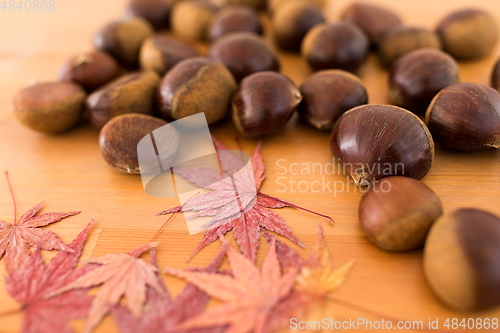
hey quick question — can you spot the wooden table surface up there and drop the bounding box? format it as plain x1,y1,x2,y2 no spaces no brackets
1,0,500,332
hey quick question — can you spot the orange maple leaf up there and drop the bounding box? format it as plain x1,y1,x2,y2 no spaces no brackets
269,226,354,332
49,242,165,333
165,235,298,333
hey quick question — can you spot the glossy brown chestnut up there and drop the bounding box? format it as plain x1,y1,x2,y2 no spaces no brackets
99,114,178,174
125,0,172,30
341,2,402,47
208,32,280,82
301,22,369,73
209,5,263,41
140,34,200,75
272,0,324,52
232,72,302,138
157,57,236,124
491,57,500,92
389,48,460,114
425,82,500,150
331,104,435,187
378,27,442,68
424,209,500,311
59,51,121,92
359,176,443,251
93,17,154,69
171,0,218,41
13,82,86,133
87,71,160,129
436,9,499,60
298,70,368,130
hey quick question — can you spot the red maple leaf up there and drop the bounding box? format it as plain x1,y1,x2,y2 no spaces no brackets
164,234,298,333
0,172,80,275
158,137,332,262
50,242,167,333
111,244,228,333
5,217,96,333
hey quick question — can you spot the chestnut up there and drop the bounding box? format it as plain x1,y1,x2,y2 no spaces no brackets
59,51,121,92
389,48,460,115
171,0,218,41
226,0,265,10
436,9,499,60
301,22,369,73
13,82,86,134
99,113,179,174
491,57,500,92
125,0,172,30
157,57,236,124
272,0,324,52
267,0,325,15
359,177,443,251
425,82,500,150
331,104,435,187
341,2,402,47
140,34,200,75
378,27,442,68
93,17,154,69
87,71,160,129
208,32,280,82
298,70,368,131
424,208,500,311
232,72,302,138
209,5,263,41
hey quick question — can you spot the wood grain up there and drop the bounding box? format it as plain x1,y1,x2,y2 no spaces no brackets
1,0,500,332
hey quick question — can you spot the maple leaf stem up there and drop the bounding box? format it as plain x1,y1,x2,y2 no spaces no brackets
0,307,21,318
150,206,181,243
258,192,334,224
329,297,453,333
4,171,16,225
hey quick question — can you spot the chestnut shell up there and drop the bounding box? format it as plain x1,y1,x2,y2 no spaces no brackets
436,9,499,60
378,27,442,68
298,69,368,130
208,32,280,82
424,208,500,311
99,113,176,174
330,104,435,187
491,57,500,92
232,71,302,138
157,57,236,124
209,5,263,41
87,71,160,129
59,51,121,92
359,176,443,251
140,34,200,75
125,0,172,30
272,0,325,52
301,22,369,73
389,48,459,115
341,2,402,46
425,82,500,150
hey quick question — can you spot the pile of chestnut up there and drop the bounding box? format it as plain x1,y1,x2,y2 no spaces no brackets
11,0,500,313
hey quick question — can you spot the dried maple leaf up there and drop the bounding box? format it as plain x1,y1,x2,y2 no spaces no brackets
158,137,332,262
111,244,228,333
50,242,165,333
0,172,80,275
266,225,354,332
5,217,96,333
164,234,298,333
